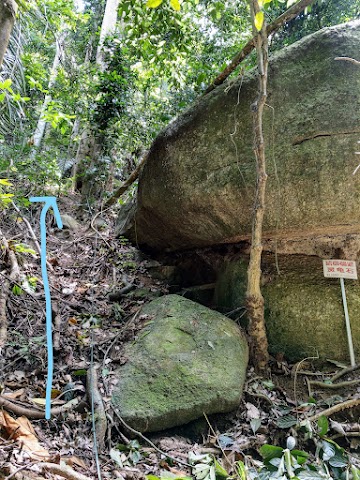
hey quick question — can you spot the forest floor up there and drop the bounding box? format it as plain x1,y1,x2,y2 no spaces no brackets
0,194,359,480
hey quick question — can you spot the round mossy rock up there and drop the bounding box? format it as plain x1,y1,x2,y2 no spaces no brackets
111,294,249,432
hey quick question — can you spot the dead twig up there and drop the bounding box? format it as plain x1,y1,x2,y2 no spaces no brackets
11,201,54,272
306,398,360,422
112,408,192,468
331,364,360,383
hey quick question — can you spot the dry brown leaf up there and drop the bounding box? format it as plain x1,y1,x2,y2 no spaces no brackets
0,411,50,460
64,455,88,469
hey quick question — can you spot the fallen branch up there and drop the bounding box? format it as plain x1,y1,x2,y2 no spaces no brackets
104,150,149,207
306,398,360,422
0,395,79,419
204,0,316,94
41,461,92,480
87,365,107,451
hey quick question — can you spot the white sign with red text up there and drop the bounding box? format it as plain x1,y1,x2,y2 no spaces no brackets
323,259,358,280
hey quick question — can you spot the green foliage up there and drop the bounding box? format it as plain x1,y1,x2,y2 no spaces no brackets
252,436,359,480
0,179,14,208
12,243,36,255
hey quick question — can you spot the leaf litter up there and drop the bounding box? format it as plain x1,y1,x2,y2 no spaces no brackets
0,195,359,479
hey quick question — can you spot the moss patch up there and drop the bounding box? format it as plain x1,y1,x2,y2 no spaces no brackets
215,255,360,361
111,295,248,432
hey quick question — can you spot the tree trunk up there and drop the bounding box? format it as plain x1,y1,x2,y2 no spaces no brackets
246,0,270,374
0,0,17,69
74,0,120,198
32,31,66,148
96,0,120,71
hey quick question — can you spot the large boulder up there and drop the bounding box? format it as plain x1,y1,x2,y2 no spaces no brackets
214,254,360,362
126,21,360,253
111,294,248,432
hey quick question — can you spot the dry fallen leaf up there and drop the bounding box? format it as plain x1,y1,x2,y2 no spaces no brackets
0,411,50,460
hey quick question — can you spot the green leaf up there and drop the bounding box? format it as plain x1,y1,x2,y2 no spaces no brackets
298,472,324,480
321,440,336,461
290,449,309,466
170,0,181,10
214,459,228,479
12,284,23,296
275,414,298,428
351,466,360,480
254,11,264,31
235,461,246,480
317,415,329,436
250,418,261,434
1,78,12,90
328,452,348,468
72,369,87,376
259,444,284,461
146,0,163,7
0,179,12,186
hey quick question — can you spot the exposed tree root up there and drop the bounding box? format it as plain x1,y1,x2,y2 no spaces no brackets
307,398,360,422
309,379,360,389
87,365,107,451
41,461,92,480
0,396,79,419
334,56,360,66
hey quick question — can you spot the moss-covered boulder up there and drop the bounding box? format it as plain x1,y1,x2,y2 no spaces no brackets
111,294,248,432
215,255,360,362
125,21,360,253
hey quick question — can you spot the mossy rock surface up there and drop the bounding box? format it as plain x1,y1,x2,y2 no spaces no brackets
215,255,360,362
111,294,248,432
124,21,360,253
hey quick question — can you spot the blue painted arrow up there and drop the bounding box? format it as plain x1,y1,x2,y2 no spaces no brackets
30,197,63,419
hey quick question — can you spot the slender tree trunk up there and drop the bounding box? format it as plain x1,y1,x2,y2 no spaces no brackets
77,0,120,198
246,0,270,374
0,0,17,69
96,0,120,71
204,0,315,94
32,31,66,148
